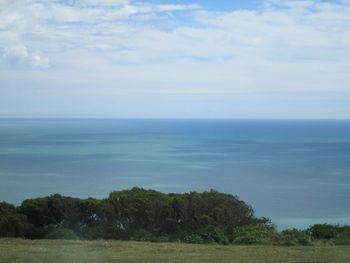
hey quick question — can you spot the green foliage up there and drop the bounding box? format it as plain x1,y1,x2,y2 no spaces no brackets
81,225,111,240
277,229,312,246
129,229,154,241
182,234,204,244
308,224,341,239
20,194,81,229
197,226,230,245
0,202,32,238
1,188,350,246
233,225,275,245
332,232,350,245
178,190,258,235
108,188,172,235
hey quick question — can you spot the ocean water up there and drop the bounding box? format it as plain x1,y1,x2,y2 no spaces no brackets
0,119,350,229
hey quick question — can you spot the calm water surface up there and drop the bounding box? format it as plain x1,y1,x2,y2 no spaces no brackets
1,119,350,229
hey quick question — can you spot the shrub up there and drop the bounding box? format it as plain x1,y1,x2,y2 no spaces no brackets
277,233,298,246
277,229,312,246
332,233,350,245
198,226,230,245
127,229,170,243
129,229,154,241
233,225,275,245
0,202,33,238
1,188,271,241
308,224,340,239
80,223,123,240
298,234,313,246
182,234,204,244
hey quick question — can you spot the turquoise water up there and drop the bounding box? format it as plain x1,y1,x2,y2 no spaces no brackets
1,119,350,229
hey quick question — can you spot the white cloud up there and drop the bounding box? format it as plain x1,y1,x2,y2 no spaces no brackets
82,0,130,6
0,0,349,117
30,51,49,67
1,45,49,68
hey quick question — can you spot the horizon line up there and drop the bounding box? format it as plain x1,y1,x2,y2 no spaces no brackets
1,117,350,121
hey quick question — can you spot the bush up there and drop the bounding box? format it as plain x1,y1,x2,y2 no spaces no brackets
0,202,33,238
277,229,312,246
182,234,204,244
298,234,313,246
198,226,230,245
277,233,298,246
45,228,78,240
128,229,170,243
233,225,275,245
332,233,350,245
129,229,154,241
80,223,124,240
308,224,339,239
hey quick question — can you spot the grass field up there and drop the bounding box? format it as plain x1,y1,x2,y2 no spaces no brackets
0,239,350,263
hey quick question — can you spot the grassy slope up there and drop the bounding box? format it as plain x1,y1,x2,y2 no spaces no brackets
0,239,349,263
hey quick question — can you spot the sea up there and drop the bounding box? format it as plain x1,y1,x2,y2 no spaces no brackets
0,118,349,230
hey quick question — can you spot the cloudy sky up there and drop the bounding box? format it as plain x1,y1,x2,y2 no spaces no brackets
0,0,349,118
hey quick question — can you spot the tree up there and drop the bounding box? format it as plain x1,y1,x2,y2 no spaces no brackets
0,202,32,237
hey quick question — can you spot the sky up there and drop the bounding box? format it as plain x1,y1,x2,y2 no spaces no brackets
0,0,349,119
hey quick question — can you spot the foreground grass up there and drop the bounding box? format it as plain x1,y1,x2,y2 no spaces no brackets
0,239,350,263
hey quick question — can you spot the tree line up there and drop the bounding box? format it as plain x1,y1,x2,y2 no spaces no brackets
1,188,349,245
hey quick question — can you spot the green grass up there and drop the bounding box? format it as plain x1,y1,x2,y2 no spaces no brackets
0,239,349,263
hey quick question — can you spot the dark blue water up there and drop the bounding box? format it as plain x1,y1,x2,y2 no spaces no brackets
1,119,350,229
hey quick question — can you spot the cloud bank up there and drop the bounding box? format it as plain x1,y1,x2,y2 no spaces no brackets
0,0,349,118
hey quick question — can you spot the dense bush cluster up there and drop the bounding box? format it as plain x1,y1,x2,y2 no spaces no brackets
1,188,349,246
0,188,267,243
